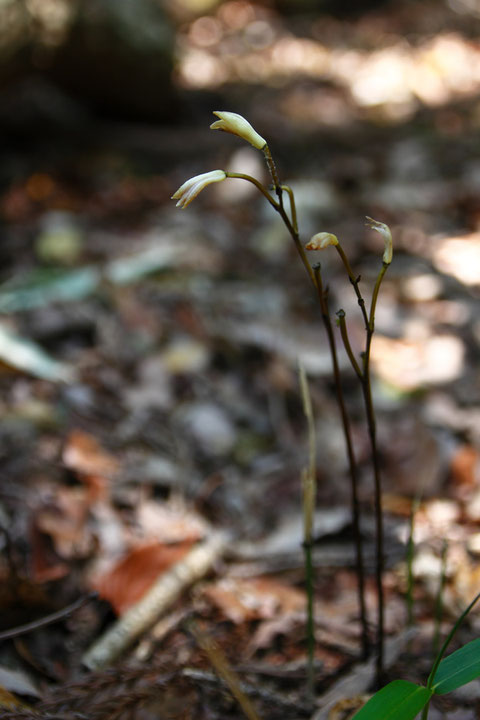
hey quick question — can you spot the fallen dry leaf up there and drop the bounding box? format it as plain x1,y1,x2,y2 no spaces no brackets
203,576,305,624
94,541,193,615
135,498,208,544
62,429,119,478
34,486,95,560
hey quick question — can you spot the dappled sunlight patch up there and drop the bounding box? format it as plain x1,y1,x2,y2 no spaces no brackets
177,6,480,124
371,333,465,391
432,232,480,286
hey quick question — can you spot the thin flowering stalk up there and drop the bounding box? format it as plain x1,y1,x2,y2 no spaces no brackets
314,264,370,660
281,185,298,234
332,227,393,685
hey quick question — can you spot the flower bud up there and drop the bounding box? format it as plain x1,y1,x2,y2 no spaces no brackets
210,111,267,150
305,232,339,250
171,170,226,209
365,216,393,264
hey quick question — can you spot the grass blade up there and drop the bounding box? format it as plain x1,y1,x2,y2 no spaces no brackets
432,638,480,695
351,680,432,720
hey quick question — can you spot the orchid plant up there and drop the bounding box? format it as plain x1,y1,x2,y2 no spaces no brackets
173,110,480,720
172,110,391,690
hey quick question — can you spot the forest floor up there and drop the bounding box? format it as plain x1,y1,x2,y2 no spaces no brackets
1,1,480,718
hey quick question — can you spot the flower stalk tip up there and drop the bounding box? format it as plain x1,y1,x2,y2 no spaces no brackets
365,216,393,265
210,111,267,150
305,232,339,251
171,170,226,209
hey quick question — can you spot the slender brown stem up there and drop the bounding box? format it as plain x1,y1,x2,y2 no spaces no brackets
314,265,370,660
335,244,370,332
333,243,388,684
336,310,363,380
227,162,370,661
263,144,283,207
281,185,298,234
363,379,384,686
0,593,97,641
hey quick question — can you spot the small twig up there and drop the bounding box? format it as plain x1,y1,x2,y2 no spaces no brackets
183,667,312,713
0,592,97,642
189,622,262,720
82,532,227,670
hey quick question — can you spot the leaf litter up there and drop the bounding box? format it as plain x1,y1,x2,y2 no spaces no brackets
2,3,480,719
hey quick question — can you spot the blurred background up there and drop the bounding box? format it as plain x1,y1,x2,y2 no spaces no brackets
2,0,480,701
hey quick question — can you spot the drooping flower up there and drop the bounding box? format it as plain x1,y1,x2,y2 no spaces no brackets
210,111,267,150
171,170,226,209
365,216,393,264
305,232,339,250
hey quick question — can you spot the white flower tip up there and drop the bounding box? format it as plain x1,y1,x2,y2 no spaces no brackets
365,216,393,264
305,232,339,251
171,170,226,209
210,110,267,150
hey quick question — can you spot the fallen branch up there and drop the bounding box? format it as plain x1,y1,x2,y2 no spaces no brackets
82,532,227,670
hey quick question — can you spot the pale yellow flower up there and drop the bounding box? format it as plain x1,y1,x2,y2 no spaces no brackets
365,217,393,264
305,232,339,250
171,170,226,209
210,111,267,150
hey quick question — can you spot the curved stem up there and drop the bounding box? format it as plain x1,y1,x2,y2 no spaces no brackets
369,263,388,332
281,185,298,235
337,310,363,380
225,172,279,210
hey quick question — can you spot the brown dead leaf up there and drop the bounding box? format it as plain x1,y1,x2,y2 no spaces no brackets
34,486,95,560
203,577,305,624
63,429,119,478
136,499,208,544
94,541,193,615
450,444,480,488
30,521,70,583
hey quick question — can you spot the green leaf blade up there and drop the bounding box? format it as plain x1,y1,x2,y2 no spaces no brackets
351,680,432,720
432,638,480,695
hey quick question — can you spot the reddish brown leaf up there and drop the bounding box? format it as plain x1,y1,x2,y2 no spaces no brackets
94,541,193,615
62,430,119,478
450,444,480,488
